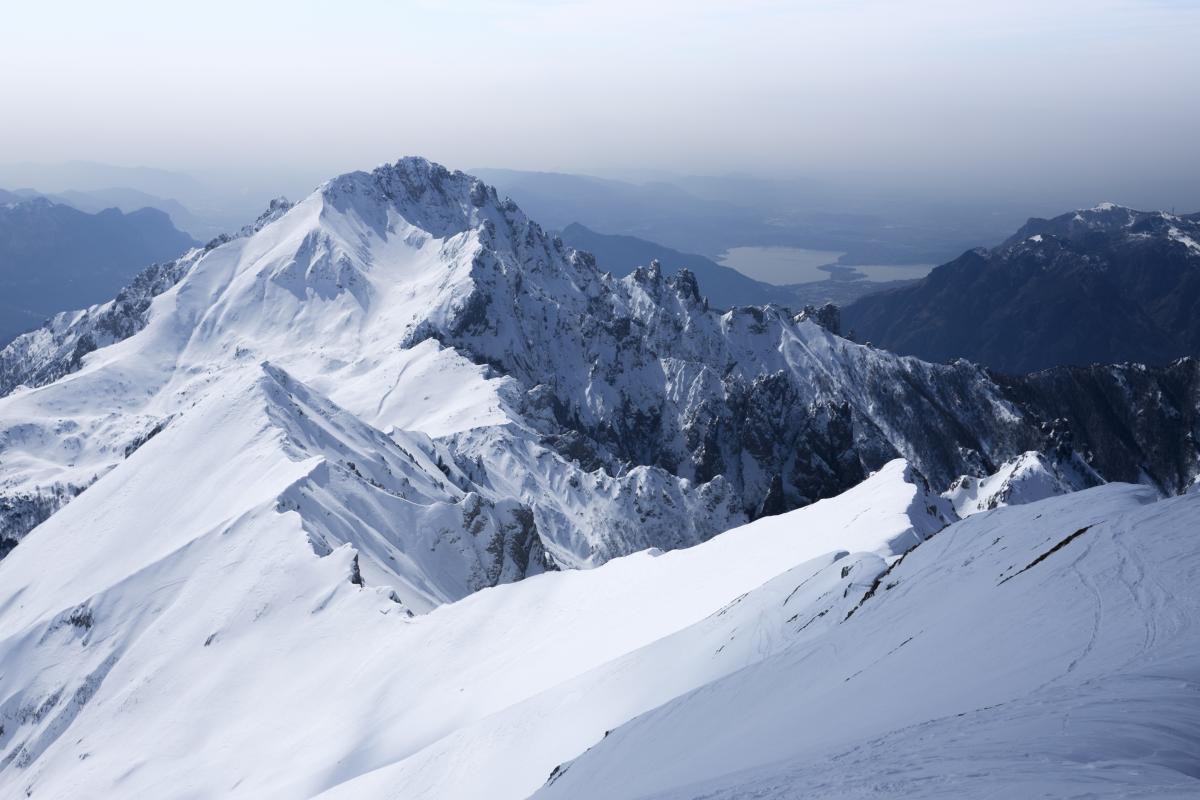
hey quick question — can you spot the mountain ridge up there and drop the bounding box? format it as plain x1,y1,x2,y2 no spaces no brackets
1,158,1197,578
843,204,1200,371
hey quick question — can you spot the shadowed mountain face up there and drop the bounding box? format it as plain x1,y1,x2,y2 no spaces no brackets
0,196,197,345
995,358,1200,494
842,205,1200,373
42,188,220,239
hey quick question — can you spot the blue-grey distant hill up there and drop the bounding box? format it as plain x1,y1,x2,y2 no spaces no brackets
473,167,1031,267
842,205,1200,372
0,193,197,345
2,186,221,240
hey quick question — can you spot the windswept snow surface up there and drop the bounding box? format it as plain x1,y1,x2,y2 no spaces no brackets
0,457,942,799
534,484,1200,800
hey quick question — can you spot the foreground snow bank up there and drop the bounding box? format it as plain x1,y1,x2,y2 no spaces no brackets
535,483,1200,800
0,444,943,798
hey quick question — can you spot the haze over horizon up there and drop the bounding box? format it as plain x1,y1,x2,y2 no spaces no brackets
4,0,1199,210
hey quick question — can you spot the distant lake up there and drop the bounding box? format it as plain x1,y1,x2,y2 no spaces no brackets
718,246,934,285
845,262,936,282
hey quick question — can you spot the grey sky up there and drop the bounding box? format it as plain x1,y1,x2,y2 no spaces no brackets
3,0,1199,201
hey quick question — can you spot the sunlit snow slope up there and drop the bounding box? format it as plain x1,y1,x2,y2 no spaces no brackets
0,460,942,799
535,484,1200,800
0,159,750,578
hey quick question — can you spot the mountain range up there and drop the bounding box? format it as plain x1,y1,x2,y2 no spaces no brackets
843,204,1200,372
0,159,1198,797
10,186,217,239
0,194,197,346
558,222,916,308
471,167,1037,266
4,158,1198,560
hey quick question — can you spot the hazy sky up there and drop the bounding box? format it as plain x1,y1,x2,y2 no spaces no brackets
3,0,1199,199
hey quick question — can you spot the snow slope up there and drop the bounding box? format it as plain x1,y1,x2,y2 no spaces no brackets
5,411,1194,800
0,452,944,798
534,483,1200,800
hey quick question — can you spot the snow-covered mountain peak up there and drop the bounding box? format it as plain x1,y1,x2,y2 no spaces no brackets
311,156,582,287
195,156,607,371
319,157,504,241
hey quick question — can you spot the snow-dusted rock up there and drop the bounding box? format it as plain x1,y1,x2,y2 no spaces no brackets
844,204,1200,372
943,450,1100,517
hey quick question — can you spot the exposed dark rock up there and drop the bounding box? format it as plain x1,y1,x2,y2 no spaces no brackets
794,303,841,335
